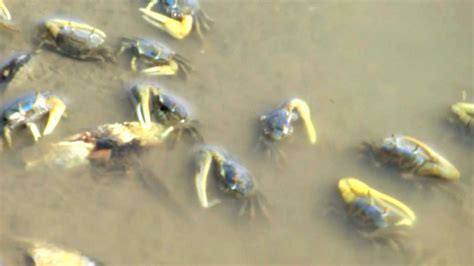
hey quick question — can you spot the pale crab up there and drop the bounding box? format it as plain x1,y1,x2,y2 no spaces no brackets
139,0,213,40
36,18,115,62
194,145,269,218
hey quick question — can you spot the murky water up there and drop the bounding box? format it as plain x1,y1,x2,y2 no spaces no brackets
0,0,472,265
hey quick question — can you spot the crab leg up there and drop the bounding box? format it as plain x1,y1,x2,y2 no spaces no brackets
195,150,221,208
0,0,11,21
139,8,193,40
286,98,317,144
43,97,66,136
26,122,41,142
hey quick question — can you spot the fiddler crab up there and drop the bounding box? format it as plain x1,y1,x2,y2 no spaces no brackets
139,0,213,40
338,177,416,250
259,98,317,160
1,53,32,89
362,135,460,180
129,83,203,143
13,238,102,266
25,121,175,169
0,0,16,32
451,102,474,132
0,91,66,150
194,145,269,218
36,18,115,62
118,37,192,78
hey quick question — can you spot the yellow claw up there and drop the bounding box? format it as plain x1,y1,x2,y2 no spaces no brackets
0,0,11,21
45,19,107,39
135,85,153,127
139,8,193,40
451,102,474,126
402,136,460,180
43,96,66,136
195,149,221,208
286,98,317,144
26,240,99,266
141,60,179,76
338,177,416,226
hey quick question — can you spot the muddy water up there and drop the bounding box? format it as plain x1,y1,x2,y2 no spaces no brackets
0,0,472,265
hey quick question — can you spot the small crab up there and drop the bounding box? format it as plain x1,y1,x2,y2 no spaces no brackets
25,121,175,169
36,18,115,62
1,53,32,91
451,102,474,132
259,98,316,160
0,0,16,32
17,238,102,266
0,91,66,150
139,0,213,40
118,37,192,78
194,145,268,218
362,135,460,180
129,83,202,143
338,177,416,250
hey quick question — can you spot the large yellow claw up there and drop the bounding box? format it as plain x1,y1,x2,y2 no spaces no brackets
403,136,460,180
451,102,474,127
139,8,193,40
0,0,11,20
26,240,100,266
195,149,221,208
43,96,66,136
338,177,416,226
287,98,317,144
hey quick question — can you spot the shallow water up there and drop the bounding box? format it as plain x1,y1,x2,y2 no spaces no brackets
0,0,472,265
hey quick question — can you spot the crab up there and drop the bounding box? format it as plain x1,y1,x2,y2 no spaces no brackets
451,102,474,132
1,53,32,91
118,37,192,78
194,145,269,218
36,18,115,62
0,91,66,150
338,177,416,250
16,239,102,266
0,0,16,32
129,83,203,143
259,98,316,161
362,135,460,180
139,0,213,40
25,121,175,169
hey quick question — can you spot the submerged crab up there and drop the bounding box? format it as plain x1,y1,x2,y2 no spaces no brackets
0,91,66,150
118,37,192,78
0,53,32,91
451,102,474,132
139,0,213,40
14,238,102,266
0,0,16,32
194,145,268,218
130,83,202,143
25,121,175,169
362,135,460,180
36,18,115,62
338,177,416,250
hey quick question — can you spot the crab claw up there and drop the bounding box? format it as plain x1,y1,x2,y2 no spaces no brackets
45,19,107,39
139,8,193,40
451,102,474,126
43,96,66,136
0,0,11,21
130,84,156,127
338,177,416,226
141,60,179,76
286,98,317,144
195,149,221,208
